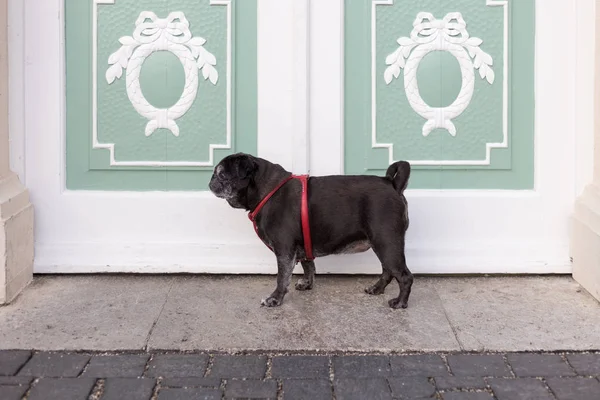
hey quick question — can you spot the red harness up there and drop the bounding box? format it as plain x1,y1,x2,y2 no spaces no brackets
248,174,314,262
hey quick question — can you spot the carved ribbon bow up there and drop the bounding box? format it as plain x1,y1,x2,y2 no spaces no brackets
132,11,192,44
410,12,468,44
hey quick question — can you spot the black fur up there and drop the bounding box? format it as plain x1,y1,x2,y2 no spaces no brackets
209,153,413,309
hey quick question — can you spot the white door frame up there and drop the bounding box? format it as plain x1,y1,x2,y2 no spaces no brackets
8,0,595,274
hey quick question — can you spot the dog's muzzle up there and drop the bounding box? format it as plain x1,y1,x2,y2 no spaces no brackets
209,179,231,199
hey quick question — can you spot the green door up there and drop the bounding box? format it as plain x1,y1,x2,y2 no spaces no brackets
66,0,257,191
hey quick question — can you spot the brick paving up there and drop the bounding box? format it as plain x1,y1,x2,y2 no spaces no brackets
0,351,599,399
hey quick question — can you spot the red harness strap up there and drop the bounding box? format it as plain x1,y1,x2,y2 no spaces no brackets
248,174,314,262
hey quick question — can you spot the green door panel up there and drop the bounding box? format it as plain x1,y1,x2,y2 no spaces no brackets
344,0,535,189
66,0,257,191
139,51,187,109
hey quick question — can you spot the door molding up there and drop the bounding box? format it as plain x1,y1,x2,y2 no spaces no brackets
291,0,310,174
308,0,345,177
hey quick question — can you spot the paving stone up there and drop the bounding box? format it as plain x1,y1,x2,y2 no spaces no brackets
0,276,176,351
566,353,600,376
27,378,96,400
432,277,600,351
387,377,436,399
158,387,222,400
334,378,392,400
146,354,208,378
546,377,600,400
0,376,33,385
271,356,330,379
282,379,331,400
447,355,510,377
224,379,277,399
0,350,31,376
442,393,494,400
434,376,486,390
507,354,575,377
102,378,156,400
161,377,221,388
0,385,29,400
333,356,390,377
147,276,459,352
487,378,554,400
6,349,600,400
82,354,149,378
390,354,449,377
208,355,267,378
18,352,90,377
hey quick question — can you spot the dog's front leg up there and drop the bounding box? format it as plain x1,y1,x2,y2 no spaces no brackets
261,254,295,307
295,260,315,291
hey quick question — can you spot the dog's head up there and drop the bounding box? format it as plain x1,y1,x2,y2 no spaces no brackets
209,153,258,209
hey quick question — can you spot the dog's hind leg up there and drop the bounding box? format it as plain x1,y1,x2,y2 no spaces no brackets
387,253,413,309
364,269,392,295
371,239,413,309
295,260,315,291
261,253,296,307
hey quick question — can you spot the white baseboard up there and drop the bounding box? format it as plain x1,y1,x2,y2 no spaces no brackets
34,240,572,275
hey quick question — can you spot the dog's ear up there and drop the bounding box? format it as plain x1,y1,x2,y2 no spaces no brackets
236,155,258,180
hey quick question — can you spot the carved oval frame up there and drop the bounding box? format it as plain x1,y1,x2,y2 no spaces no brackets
403,40,475,137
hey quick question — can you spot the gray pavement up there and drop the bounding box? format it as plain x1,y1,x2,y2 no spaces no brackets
1,350,600,399
0,275,599,352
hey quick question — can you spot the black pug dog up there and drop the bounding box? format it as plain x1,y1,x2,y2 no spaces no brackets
209,153,413,309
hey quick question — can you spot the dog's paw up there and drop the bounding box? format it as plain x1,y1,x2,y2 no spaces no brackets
261,297,282,307
364,285,385,295
388,297,408,309
295,279,313,291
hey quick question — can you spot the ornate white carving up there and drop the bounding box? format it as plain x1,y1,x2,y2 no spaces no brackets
384,12,494,137
92,0,232,167
105,11,218,138
372,0,508,166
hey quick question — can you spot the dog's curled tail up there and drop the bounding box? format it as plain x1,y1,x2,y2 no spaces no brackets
385,161,411,194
